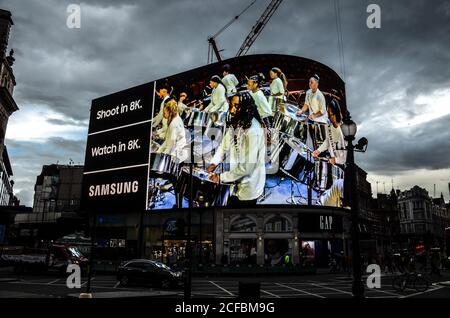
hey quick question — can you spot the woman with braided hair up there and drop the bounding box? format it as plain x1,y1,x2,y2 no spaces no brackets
207,92,266,207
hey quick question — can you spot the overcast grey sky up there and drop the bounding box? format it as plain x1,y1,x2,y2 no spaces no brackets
1,0,450,206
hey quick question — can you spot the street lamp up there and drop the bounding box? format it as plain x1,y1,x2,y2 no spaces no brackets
341,111,366,299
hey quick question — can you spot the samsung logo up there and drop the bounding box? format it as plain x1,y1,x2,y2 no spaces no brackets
89,181,139,197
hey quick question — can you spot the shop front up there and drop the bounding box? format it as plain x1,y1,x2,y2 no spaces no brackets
216,206,349,267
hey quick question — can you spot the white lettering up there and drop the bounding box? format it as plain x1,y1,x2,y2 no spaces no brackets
66,264,81,288
175,302,209,316
66,4,81,29
366,264,381,289
88,181,140,197
367,4,381,29
96,106,120,120
91,143,118,157
320,216,333,230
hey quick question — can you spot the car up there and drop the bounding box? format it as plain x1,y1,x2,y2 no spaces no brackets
117,259,183,289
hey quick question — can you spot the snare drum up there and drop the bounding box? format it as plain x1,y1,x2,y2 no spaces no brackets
273,104,308,143
176,166,231,207
149,152,179,177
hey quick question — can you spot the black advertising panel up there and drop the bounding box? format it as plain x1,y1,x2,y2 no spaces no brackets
88,82,155,134
82,165,148,212
82,81,155,212
84,122,150,173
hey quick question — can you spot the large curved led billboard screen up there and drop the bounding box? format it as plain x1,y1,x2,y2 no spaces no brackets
82,54,348,212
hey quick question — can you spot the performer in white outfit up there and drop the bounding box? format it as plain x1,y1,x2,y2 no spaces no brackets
203,75,229,113
319,179,344,207
297,74,328,123
157,99,188,163
208,92,266,207
312,99,346,166
269,67,288,114
247,73,273,128
222,64,239,97
152,82,172,140
177,92,188,115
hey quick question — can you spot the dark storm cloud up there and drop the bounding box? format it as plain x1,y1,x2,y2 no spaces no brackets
1,0,450,205
358,114,450,173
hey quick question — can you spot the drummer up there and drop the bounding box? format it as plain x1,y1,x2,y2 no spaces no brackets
312,98,346,166
177,92,189,117
155,99,189,208
152,82,172,140
207,92,266,207
296,74,328,123
247,73,273,128
156,99,188,163
203,75,229,113
222,64,239,97
269,67,288,113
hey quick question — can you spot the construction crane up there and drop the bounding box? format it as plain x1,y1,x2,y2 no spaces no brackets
236,0,284,57
207,0,256,63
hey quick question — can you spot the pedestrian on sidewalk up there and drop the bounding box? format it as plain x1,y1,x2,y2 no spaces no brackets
430,251,442,277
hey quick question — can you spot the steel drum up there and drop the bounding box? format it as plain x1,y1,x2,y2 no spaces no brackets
270,97,285,113
186,109,210,128
278,137,315,183
176,166,231,207
273,103,308,143
308,121,328,150
151,140,161,153
313,160,345,192
149,152,179,177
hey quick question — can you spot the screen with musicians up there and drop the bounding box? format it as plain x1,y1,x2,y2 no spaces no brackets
147,54,348,211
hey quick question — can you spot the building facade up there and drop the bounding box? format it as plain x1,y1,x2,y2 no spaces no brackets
0,9,21,245
396,185,449,249
14,164,85,244
431,194,450,248
0,9,17,160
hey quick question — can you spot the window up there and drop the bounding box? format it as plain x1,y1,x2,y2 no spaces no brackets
415,224,425,233
126,262,147,269
265,216,292,232
414,211,425,220
230,217,256,232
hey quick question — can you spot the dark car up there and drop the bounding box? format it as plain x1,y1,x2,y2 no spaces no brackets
117,259,183,289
